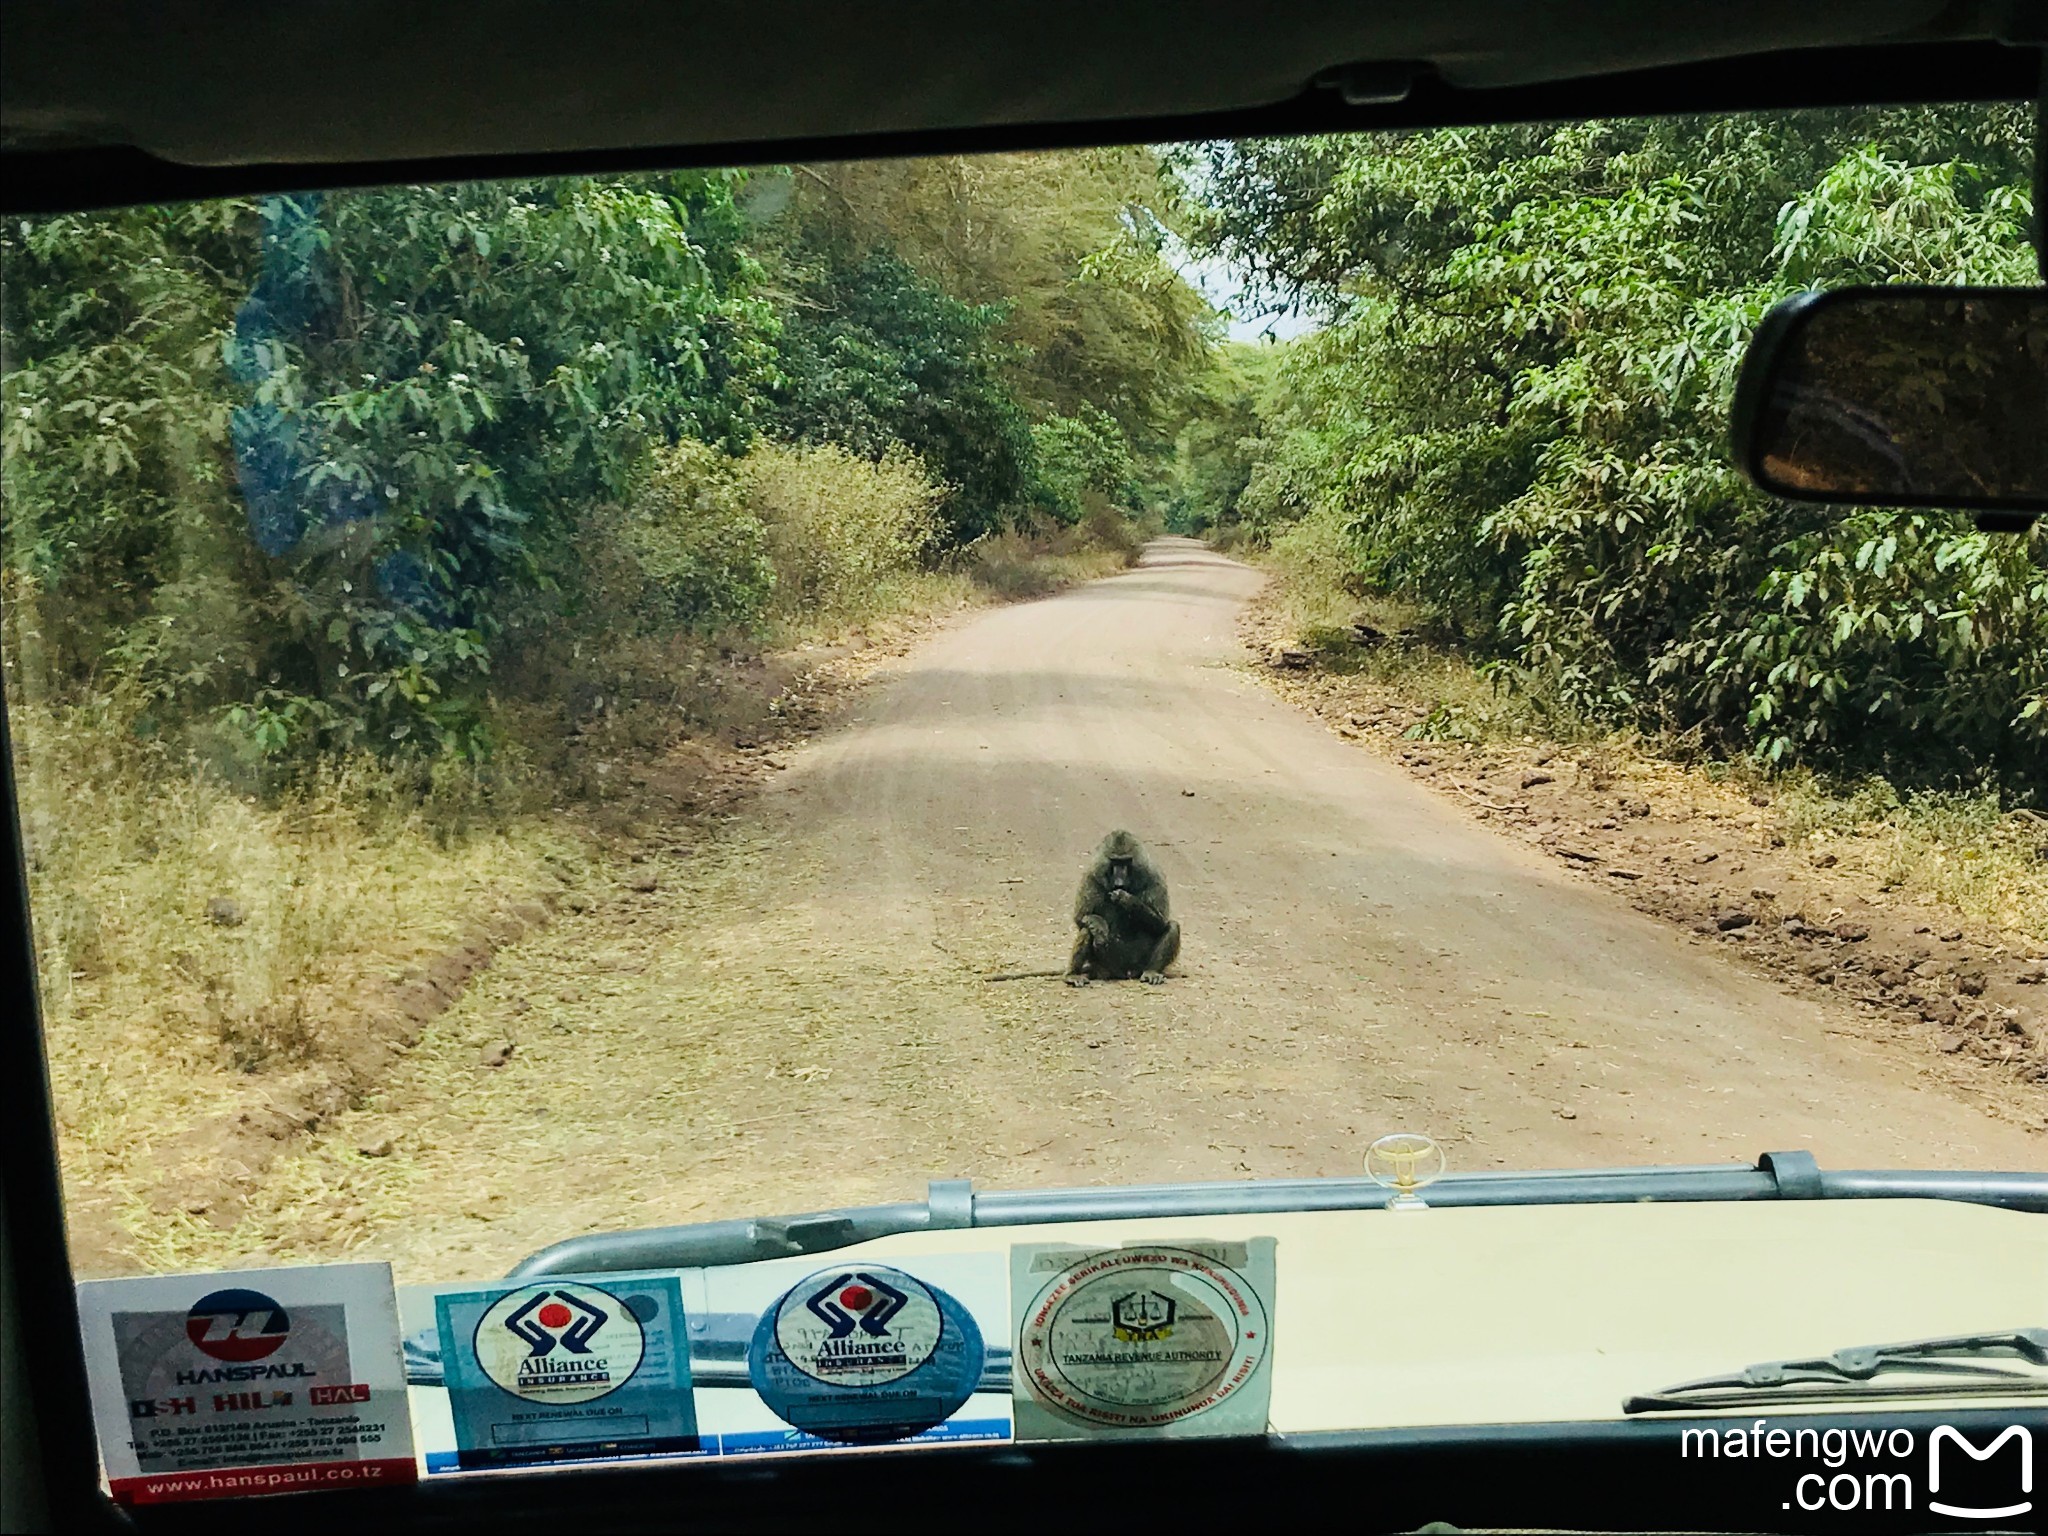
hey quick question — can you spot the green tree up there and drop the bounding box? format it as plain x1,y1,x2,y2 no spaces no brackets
790,149,1215,448
4,172,778,759
1178,107,2044,793
766,249,1035,541
1032,404,1140,523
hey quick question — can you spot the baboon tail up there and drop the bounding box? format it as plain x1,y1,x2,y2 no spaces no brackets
983,969,1070,982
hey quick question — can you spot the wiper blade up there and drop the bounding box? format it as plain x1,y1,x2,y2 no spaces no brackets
1624,1328,2048,1414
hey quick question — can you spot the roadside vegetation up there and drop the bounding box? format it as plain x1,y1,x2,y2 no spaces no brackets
1,152,1200,1254
1167,107,2046,939
1244,558,2048,946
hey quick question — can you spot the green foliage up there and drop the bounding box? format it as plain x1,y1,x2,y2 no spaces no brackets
1178,107,2045,796
5,173,780,761
1682,513,2048,778
616,440,776,634
2,202,256,684
3,148,1215,783
1031,404,1139,522
1161,343,1278,534
791,150,1215,447
235,175,776,758
767,249,1036,541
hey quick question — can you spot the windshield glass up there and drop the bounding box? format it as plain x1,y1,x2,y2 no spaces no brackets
3,106,2043,1289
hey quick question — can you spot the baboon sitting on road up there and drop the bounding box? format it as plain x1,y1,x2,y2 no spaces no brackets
1067,829,1179,985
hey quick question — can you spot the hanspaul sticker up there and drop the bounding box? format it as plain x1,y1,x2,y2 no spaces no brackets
74,1262,416,1503
748,1265,984,1443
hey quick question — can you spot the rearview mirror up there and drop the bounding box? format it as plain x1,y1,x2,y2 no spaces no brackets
1730,286,2048,525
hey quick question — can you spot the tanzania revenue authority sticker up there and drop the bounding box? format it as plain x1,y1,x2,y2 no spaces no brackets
1018,1247,1268,1430
474,1283,647,1405
749,1266,983,1442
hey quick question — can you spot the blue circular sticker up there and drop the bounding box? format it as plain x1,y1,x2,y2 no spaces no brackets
747,1266,983,1443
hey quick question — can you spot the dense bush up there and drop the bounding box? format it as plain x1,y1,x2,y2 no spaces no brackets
1178,108,2047,796
1031,404,1141,522
743,441,946,623
613,440,777,634
563,434,951,643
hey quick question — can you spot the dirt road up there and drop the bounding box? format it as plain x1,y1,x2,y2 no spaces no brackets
295,538,2042,1280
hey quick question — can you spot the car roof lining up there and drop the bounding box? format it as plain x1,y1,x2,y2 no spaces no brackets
2,2,2044,213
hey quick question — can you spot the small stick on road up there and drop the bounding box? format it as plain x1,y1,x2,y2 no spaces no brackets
1449,779,1529,812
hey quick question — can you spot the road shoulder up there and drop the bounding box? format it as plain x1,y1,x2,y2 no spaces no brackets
1240,584,2048,1139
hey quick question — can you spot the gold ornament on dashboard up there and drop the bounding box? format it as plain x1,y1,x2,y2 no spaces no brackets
1367,1132,1446,1209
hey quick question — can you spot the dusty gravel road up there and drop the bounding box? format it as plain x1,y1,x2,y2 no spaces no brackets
323,538,2041,1280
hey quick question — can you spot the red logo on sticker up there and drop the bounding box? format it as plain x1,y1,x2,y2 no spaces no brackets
184,1289,291,1363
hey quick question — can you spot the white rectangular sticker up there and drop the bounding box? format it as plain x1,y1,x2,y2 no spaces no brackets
75,1262,416,1504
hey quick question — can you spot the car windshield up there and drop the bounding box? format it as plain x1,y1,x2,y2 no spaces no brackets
2,105,2043,1290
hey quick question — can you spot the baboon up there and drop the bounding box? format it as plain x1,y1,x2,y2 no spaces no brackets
1067,829,1179,985
981,830,1181,984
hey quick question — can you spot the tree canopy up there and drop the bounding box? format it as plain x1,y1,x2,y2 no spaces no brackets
1169,107,2045,796
3,154,1211,761
5,109,2041,801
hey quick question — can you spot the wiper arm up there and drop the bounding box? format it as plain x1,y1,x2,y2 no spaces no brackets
1624,1328,2048,1414
507,1156,2048,1278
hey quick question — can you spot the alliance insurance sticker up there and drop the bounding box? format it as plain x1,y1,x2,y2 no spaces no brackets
471,1283,647,1405
747,1264,983,1442
1011,1240,1275,1439
433,1276,699,1470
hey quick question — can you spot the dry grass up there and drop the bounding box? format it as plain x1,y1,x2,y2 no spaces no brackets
762,524,1137,673
1761,777,2048,941
17,518,1151,1273
958,509,1145,601
13,705,575,1258
1260,512,1376,636
961,536,1132,600
136,821,838,1280
772,568,981,645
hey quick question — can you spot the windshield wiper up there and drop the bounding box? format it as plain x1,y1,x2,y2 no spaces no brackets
1624,1328,2048,1413
506,1153,2048,1277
